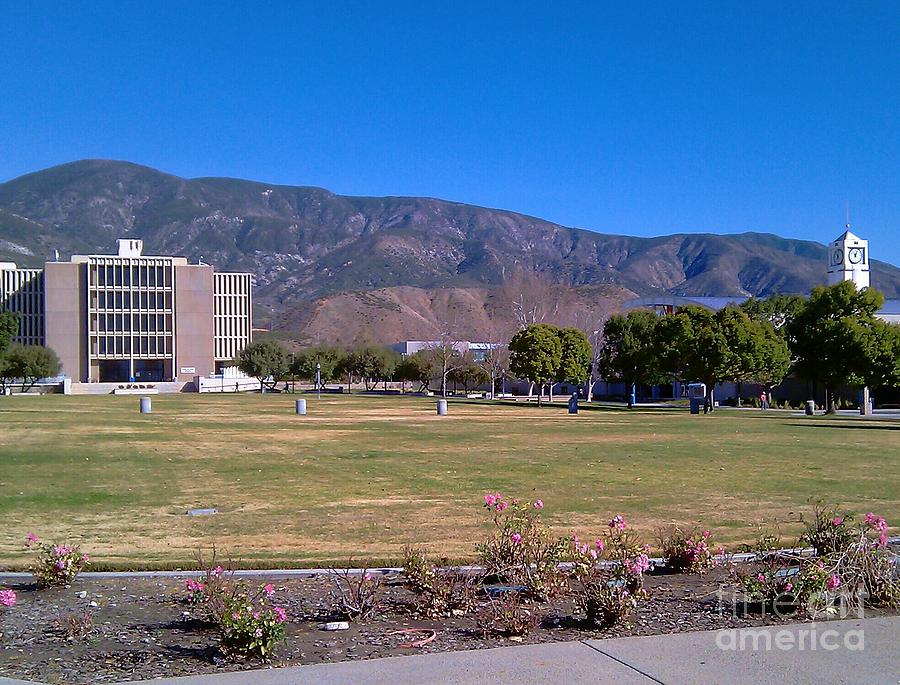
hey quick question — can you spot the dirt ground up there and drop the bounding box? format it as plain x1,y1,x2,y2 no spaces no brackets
1,567,893,684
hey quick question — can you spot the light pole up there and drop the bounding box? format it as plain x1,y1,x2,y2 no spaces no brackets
316,362,321,400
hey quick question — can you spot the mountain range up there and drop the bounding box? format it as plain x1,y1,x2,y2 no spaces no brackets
1,160,898,343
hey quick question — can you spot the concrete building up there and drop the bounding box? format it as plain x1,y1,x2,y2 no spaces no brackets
0,239,252,384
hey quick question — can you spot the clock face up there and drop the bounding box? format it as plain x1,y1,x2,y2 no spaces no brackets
848,247,865,264
831,249,844,266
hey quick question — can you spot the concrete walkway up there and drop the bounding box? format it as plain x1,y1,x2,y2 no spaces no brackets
101,616,898,685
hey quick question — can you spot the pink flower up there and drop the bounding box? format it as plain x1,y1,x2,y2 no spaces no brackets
757,573,766,582
832,516,844,526
264,583,275,597
364,572,373,581
608,515,627,531
783,582,793,592
533,499,544,510
589,548,598,560
495,501,508,512
0,589,16,607
25,533,38,547
510,533,523,544
572,533,580,544
594,538,605,552
484,493,497,507
213,566,224,577
81,553,90,563
274,606,288,623
826,574,841,590
231,612,240,620
702,530,710,539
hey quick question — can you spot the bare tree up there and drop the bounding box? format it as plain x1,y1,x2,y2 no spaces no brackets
500,270,563,330
425,319,465,398
478,316,513,399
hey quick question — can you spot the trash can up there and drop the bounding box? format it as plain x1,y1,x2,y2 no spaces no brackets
568,393,578,414
689,398,703,415
436,399,448,416
295,399,307,415
139,397,152,414
804,400,815,416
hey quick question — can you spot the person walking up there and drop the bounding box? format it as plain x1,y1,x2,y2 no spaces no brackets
760,391,768,410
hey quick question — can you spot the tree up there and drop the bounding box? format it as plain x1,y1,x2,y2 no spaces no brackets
788,281,885,413
555,327,592,399
448,352,490,394
2,344,61,392
740,295,806,335
342,345,400,391
395,351,435,392
425,327,464,398
742,320,791,403
655,305,763,412
597,310,665,408
238,340,289,392
863,320,900,391
0,311,17,358
290,345,344,390
508,324,563,406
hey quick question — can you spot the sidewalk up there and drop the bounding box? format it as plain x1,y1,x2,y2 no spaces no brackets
105,616,897,685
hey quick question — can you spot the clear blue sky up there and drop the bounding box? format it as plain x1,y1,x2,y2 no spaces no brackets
2,2,898,264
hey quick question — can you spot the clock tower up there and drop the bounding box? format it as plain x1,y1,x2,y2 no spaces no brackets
827,227,870,289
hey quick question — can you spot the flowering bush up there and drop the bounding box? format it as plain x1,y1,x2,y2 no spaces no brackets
659,527,721,574
0,588,16,608
330,565,383,620
183,550,240,623
832,514,898,608
477,591,540,637
218,585,287,659
26,534,89,587
569,515,650,628
402,546,479,618
477,493,568,601
800,502,855,556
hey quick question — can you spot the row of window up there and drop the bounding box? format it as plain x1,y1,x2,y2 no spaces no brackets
89,262,173,288
90,334,173,357
91,313,173,334
90,290,173,311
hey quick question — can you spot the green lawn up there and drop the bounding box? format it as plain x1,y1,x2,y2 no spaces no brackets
0,394,896,569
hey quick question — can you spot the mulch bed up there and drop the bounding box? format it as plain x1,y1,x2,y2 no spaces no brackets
0,568,894,684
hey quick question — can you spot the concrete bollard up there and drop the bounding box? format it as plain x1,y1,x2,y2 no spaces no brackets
436,399,448,416
295,399,307,415
805,400,815,416
140,397,152,414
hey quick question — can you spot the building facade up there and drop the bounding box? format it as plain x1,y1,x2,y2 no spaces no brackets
0,240,252,383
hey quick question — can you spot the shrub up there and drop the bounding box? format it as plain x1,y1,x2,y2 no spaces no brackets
183,549,240,623
659,526,721,574
477,493,568,601
402,546,479,618
0,589,15,608
569,515,650,628
219,585,287,659
832,514,898,608
477,591,539,637
26,534,89,587
800,502,855,556
330,565,383,620
54,610,94,640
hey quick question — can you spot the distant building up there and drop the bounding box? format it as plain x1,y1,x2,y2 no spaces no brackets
0,239,252,383
392,340,501,362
